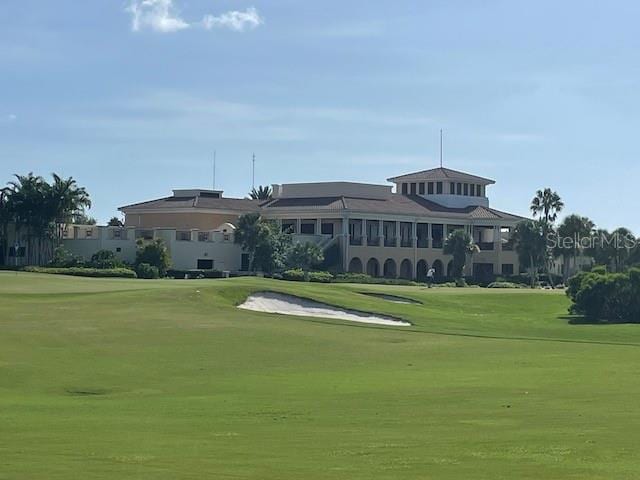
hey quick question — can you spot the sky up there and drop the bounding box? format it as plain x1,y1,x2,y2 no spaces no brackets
1,0,639,231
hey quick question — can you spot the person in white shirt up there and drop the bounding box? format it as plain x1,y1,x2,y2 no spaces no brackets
426,267,436,288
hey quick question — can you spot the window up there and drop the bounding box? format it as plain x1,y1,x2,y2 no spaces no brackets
85,229,93,238
449,182,455,194
436,181,443,194
116,247,122,253
321,223,334,236
401,183,408,194
410,183,417,195
456,183,462,195
197,231,209,242
418,182,425,195
300,222,315,234
197,259,214,270
501,264,514,276
470,184,476,197
427,182,434,194
477,184,483,196
463,183,469,196
177,231,191,241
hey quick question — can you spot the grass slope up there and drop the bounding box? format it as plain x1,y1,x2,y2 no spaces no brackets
1,272,639,479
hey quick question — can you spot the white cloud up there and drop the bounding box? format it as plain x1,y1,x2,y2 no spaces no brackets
126,1,263,34
7,114,17,121
202,8,263,32
127,0,189,33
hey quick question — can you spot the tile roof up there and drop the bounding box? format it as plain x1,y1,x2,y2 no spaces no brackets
387,167,495,184
120,195,261,212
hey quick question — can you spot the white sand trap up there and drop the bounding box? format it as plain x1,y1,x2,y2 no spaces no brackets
238,292,411,326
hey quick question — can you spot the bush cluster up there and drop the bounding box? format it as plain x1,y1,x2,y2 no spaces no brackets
566,267,640,323
487,281,526,289
24,266,137,278
282,269,333,283
167,269,227,279
136,263,159,279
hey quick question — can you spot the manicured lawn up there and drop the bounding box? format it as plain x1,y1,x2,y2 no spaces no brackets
1,272,639,479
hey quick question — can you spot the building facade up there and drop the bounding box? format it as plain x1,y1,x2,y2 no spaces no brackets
57,167,524,280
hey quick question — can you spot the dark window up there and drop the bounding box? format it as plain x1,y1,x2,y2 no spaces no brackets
470,184,476,196
197,259,214,270
501,264,514,276
427,182,434,194
401,183,408,195
436,181,443,194
116,247,122,253
477,184,482,196
456,183,462,195
410,183,417,195
463,183,469,196
300,222,315,234
321,223,334,235
418,182,425,195
241,254,250,271
449,182,455,194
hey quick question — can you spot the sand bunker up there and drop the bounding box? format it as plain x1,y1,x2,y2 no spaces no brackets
360,292,421,305
238,292,411,326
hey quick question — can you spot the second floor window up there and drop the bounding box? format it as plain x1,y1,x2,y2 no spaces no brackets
436,182,443,194
428,182,434,194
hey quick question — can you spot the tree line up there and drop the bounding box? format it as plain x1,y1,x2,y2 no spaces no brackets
0,173,92,265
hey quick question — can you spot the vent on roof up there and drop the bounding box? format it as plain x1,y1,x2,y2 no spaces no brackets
173,189,223,198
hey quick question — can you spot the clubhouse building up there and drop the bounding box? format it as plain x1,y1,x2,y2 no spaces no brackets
62,167,525,281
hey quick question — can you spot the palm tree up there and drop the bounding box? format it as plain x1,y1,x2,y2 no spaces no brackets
443,229,477,280
556,214,595,280
49,174,92,246
0,188,10,265
249,185,272,201
530,188,564,224
514,219,547,288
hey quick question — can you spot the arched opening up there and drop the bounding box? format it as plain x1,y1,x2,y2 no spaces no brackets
383,259,397,278
366,258,380,277
432,259,444,280
399,259,413,280
348,257,363,273
416,260,428,282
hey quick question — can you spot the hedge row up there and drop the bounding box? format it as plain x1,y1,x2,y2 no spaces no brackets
24,266,137,278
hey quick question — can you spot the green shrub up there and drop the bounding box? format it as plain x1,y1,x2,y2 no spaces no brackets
89,249,121,269
49,246,84,268
488,281,525,289
283,268,307,281
455,278,468,288
166,269,226,279
566,267,640,322
24,266,136,278
136,263,159,279
308,271,333,283
135,239,171,277
333,273,417,286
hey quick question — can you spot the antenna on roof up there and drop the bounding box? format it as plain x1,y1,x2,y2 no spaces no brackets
252,153,256,190
440,129,443,168
212,150,216,190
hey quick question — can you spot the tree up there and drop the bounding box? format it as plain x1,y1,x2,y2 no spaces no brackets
135,239,171,277
443,229,478,280
530,188,564,224
0,188,9,265
90,249,121,269
235,213,291,273
555,214,595,281
286,242,324,274
49,174,91,243
249,185,272,201
108,216,124,227
514,219,547,288
72,212,97,225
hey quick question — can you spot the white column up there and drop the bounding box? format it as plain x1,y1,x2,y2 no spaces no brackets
427,223,432,249
394,221,400,247
315,218,321,235
378,220,383,246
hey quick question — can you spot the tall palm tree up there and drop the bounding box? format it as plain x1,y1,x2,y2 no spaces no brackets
514,219,547,288
530,188,564,224
49,174,92,246
249,185,272,201
0,188,10,265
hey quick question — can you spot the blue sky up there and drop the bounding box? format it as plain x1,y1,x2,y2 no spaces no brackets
1,0,639,231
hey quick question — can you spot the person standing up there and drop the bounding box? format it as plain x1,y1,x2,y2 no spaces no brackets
426,267,436,288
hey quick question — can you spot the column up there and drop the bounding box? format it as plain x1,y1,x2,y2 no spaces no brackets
342,216,349,272
315,218,321,235
412,221,418,279
296,218,301,235
361,219,367,246
394,221,400,247
378,220,383,246
427,223,432,249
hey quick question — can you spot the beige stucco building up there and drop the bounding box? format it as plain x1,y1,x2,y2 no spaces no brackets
58,167,524,280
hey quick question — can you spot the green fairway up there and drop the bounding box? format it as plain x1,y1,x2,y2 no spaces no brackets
1,272,639,479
